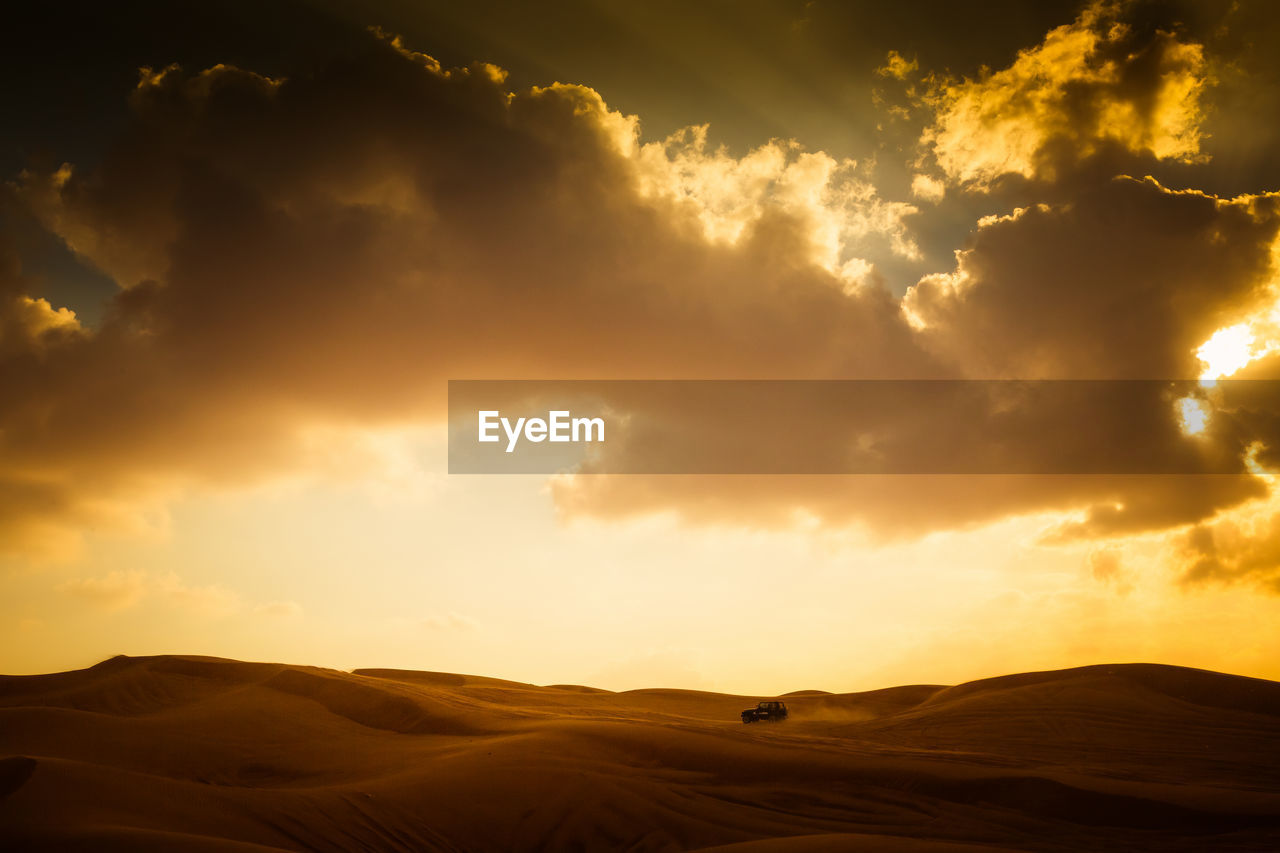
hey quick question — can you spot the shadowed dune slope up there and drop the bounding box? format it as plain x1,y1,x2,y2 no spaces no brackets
2,656,1278,851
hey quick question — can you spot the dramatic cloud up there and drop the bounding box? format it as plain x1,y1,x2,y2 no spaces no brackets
4,3,1280,565
632,126,920,285
1,32,933,554
550,473,1267,542
916,0,1210,189
904,178,1280,379
1177,497,1280,593
547,172,1280,539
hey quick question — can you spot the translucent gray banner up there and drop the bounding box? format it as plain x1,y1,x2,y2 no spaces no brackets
447,380,1280,474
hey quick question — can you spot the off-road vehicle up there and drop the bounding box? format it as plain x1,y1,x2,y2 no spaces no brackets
740,700,788,723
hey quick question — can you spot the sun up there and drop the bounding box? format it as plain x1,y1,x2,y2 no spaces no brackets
1196,324,1256,379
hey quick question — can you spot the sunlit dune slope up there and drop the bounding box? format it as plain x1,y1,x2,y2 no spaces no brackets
2,656,1278,851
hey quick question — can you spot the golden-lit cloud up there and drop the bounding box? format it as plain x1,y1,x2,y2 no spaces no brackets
904,179,1280,379
0,35,935,555
1087,547,1129,592
1175,477,1280,592
545,170,1280,541
4,9,1280,585
917,0,1210,189
875,50,919,81
632,125,920,285
551,473,1270,544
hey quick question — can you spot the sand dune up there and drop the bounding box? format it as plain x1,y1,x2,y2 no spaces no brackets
2,657,1278,851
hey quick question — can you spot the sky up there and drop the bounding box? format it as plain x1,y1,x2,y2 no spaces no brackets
4,0,1280,692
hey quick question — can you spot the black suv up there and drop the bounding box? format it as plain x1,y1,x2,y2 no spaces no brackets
740,700,788,723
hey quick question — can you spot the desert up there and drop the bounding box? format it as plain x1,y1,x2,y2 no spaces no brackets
2,655,1278,851
8,2,1280,850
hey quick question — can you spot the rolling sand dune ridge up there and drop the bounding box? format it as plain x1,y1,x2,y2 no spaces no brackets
2,656,1279,851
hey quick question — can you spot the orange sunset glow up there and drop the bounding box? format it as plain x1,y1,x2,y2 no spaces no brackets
3,1,1280,850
